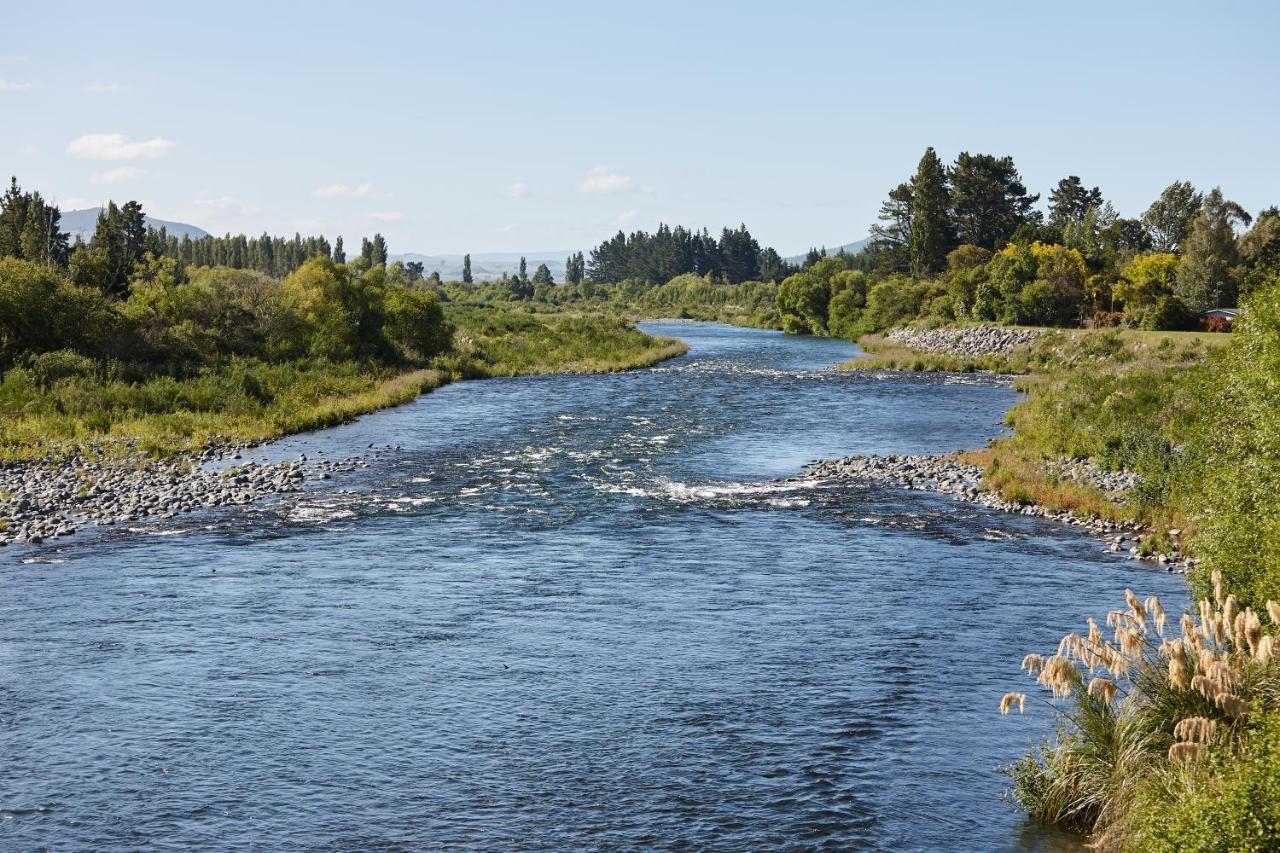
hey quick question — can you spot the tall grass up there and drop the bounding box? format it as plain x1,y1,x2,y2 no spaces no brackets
1003,572,1280,850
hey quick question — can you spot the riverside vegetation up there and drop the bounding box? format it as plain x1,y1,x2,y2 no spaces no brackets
832,286,1280,846
6,153,1280,847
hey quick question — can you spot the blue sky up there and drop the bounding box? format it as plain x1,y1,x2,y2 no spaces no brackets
4,1,1279,256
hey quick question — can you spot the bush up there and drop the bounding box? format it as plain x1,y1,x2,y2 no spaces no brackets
27,349,97,388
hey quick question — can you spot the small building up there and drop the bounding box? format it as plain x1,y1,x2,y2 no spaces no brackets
1198,308,1239,331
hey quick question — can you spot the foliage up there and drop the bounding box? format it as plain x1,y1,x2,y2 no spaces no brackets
586,222,791,285
1003,575,1280,849
1188,277,1280,609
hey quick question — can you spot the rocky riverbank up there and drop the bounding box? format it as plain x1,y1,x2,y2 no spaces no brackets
0,443,393,548
803,453,1192,571
883,325,1043,356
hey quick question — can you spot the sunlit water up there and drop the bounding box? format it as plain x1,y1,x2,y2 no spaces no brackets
1,322,1185,850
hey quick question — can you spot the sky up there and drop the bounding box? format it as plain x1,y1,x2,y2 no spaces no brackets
3,0,1279,257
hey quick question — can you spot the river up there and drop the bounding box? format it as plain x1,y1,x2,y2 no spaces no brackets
0,322,1185,850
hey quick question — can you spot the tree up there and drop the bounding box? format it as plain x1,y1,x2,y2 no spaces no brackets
719,224,761,283
462,253,473,283
1048,176,1103,227
908,147,953,276
758,247,786,282
370,233,388,267
531,263,554,286
1142,181,1203,252
404,260,425,283
872,181,913,248
1175,187,1251,311
518,256,528,283
949,152,1040,249
0,178,70,267
333,236,345,263
563,252,585,285
1116,252,1180,312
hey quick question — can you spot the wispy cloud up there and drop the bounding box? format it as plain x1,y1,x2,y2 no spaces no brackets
312,181,391,200
616,209,639,226
85,82,128,94
0,77,31,92
91,166,145,185
368,211,404,222
578,165,634,195
190,194,261,220
68,133,175,160
17,144,38,156
501,181,530,198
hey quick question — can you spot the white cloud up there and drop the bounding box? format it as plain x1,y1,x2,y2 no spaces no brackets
17,144,38,156
501,181,529,198
0,77,31,92
90,166,145,185
190,194,260,221
616,209,639,226
368,211,404,222
578,165,635,195
68,133,175,161
85,82,128,94
312,181,391,200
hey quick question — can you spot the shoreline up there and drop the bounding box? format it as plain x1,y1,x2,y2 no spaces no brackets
0,335,688,551
800,452,1192,572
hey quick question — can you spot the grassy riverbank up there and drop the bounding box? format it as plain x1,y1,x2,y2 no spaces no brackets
0,304,685,463
853,287,1280,849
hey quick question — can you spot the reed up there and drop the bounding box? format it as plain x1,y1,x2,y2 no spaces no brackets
1002,572,1280,849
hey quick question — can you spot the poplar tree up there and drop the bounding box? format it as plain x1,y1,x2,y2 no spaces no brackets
333,236,345,263
370,233,388,266
462,253,473,283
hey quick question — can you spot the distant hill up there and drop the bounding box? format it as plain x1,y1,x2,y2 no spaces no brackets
61,208,211,242
390,251,571,283
784,236,873,265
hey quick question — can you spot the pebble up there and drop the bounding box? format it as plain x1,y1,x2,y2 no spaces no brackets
0,439,377,549
802,452,1193,572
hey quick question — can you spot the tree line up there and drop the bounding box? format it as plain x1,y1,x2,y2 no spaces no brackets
774,149,1280,336
585,223,793,285
0,179,451,374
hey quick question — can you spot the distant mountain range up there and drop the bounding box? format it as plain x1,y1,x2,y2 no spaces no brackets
783,236,873,265
61,208,211,242
390,252,572,283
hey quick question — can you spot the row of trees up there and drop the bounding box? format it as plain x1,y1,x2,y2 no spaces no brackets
780,151,1280,335
585,223,792,284
0,180,453,373
0,178,405,291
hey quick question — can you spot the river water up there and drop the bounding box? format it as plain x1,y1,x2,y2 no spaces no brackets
1,322,1185,851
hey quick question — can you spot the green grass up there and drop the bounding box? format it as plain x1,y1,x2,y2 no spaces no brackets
0,307,686,462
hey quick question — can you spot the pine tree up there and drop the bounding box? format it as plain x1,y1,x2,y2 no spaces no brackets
531,263,554,286
1176,187,1252,311
1049,176,1103,227
949,152,1040,249
909,147,953,276
519,256,528,283
462,253,473,283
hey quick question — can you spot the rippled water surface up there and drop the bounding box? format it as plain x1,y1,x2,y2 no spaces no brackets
1,322,1185,850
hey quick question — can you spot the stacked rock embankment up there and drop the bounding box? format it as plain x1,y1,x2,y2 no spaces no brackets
883,326,1044,357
